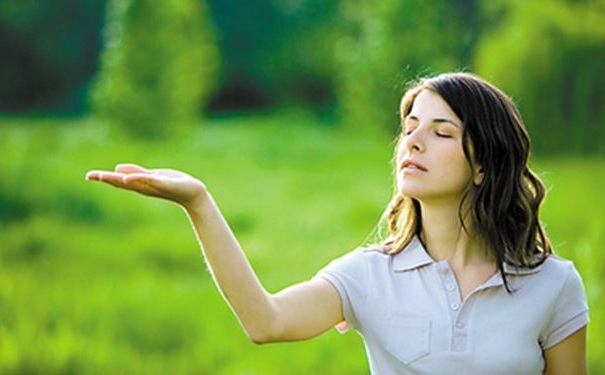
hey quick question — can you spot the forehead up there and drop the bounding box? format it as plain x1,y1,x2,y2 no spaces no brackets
401,89,461,124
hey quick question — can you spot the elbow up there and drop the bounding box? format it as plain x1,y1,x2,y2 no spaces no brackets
244,320,285,345
248,334,271,345
246,328,281,345
239,295,288,344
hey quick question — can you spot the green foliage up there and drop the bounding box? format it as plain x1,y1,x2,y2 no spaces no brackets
333,0,481,133
257,1,341,109
0,0,105,113
0,114,380,374
475,0,605,154
3,1,605,155
1,115,604,373
90,0,220,138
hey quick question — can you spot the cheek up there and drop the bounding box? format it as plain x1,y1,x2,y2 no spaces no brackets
456,161,474,186
442,147,473,182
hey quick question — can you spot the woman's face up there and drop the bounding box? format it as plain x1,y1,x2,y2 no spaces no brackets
396,89,475,206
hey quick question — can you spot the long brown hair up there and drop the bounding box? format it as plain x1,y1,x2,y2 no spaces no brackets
383,72,551,287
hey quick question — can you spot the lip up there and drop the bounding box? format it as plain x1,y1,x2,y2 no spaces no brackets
400,159,428,172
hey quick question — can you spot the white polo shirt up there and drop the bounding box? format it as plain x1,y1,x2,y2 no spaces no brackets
316,236,589,375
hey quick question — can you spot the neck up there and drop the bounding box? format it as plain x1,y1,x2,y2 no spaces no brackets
418,200,493,267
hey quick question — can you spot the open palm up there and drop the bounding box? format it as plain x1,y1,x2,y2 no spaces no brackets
86,164,207,208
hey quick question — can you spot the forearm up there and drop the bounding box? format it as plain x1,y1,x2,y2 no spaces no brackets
86,165,341,342
184,192,278,342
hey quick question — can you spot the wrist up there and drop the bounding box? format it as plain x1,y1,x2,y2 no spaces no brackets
183,188,212,217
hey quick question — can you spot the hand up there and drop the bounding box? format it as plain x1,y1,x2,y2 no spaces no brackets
86,163,208,209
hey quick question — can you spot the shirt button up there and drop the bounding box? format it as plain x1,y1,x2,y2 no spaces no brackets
439,267,449,276
446,283,456,291
451,303,460,311
455,321,465,329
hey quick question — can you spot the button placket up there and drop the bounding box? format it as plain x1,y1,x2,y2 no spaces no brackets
438,263,461,313
451,296,474,353
437,262,470,353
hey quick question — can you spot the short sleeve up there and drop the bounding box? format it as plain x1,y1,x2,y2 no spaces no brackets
541,262,589,349
314,249,368,330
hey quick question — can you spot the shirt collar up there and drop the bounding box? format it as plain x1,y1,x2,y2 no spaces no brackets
502,262,543,275
392,235,544,276
392,236,434,271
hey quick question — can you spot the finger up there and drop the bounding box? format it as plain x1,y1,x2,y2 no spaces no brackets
115,163,149,174
90,171,159,196
85,170,111,181
121,172,158,182
93,171,129,186
121,173,170,193
85,171,99,180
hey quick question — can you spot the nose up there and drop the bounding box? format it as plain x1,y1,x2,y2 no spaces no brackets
402,128,425,154
396,130,423,163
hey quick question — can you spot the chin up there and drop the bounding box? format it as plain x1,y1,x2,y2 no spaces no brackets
398,185,422,199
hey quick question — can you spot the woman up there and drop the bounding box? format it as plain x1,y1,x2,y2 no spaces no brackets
86,72,588,374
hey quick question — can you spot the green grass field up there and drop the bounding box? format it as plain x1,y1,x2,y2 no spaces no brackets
1,112,603,374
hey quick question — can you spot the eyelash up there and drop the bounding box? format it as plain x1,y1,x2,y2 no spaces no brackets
404,129,452,138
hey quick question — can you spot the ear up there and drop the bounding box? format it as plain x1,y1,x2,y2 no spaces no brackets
473,166,485,186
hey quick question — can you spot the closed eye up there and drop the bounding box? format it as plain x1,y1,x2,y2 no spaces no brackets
402,116,418,136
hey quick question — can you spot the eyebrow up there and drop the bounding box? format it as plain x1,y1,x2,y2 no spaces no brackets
403,115,461,128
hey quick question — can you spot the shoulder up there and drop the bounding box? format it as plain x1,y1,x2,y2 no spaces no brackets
506,254,587,306
508,254,579,282
313,246,389,327
537,255,584,288
314,246,395,289
319,246,389,273
518,254,588,316
541,254,576,271
544,255,587,299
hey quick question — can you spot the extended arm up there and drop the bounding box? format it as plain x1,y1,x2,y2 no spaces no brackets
86,164,344,343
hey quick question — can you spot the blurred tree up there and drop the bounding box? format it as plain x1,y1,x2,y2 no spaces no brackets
206,0,339,113
0,0,105,114
475,0,605,154
258,0,341,111
90,0,219,138
333,0,481,134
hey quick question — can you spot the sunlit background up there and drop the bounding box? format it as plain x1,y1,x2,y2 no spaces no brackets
1,0,604,373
